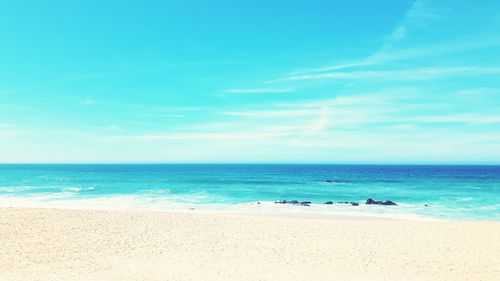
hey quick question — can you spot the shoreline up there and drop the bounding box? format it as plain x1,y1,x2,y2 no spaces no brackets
0,205,418,222
1,207,499,281
0,195,451,222
2,191,499,222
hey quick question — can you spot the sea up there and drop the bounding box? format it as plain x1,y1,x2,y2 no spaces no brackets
0,164,498,221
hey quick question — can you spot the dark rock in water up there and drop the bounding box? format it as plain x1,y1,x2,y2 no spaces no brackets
366,198,397,205
257,201,261,205
334,201,359,206
275,200,311,206
324,201,334,205
424,204,429,207
326,179,351,184
382,200,397,206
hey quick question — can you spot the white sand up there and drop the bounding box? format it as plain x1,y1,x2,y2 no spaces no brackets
0,207,499,281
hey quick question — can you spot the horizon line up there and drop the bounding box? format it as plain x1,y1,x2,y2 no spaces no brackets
1,162,499,166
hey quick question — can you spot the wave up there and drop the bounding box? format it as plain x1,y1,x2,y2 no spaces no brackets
0,194,441,221
0,192,497,221
0,186,96,193
62,186,95,192
0,186,37,193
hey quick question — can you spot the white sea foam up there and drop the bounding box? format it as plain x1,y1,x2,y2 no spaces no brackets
1,186,95,193
0,186,36,192
237,201,440,221
0,194,442,221
62,186,95,192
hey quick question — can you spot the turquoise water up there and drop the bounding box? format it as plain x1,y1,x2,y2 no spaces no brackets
0,164,499,221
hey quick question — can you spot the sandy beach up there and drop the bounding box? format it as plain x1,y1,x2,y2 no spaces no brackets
0,207,498,281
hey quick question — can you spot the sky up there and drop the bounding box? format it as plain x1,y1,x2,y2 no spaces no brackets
1,0,500,164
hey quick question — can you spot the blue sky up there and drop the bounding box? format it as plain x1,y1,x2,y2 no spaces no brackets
1,0,500,163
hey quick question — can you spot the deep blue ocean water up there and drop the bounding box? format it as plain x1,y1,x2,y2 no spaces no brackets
0,164,499,221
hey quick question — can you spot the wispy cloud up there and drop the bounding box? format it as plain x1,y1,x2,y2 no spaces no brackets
404,0,441,23
0,123,15,129
224,109,316,118
0,130,18,138
221,87,500,146
386,26,407,41
274,67,500,82
225,88,295,94
385,0,440,43
105,131,290,142
409,114,500,124
283,37,500,76
140,113,185,118
83,96,98,105
0,103,26,110
279,0,500,79
161,59,248,67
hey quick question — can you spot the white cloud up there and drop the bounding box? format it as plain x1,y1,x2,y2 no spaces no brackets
0,123,14,128
224,109,316,118
405,0,440,22
387,26,407,41
409,114,500,124
105,131,290,142
141,113,185,118
281,37,500,77
275,67,500,82
83,96,97,105
225,88,295,94
277,0,500,80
